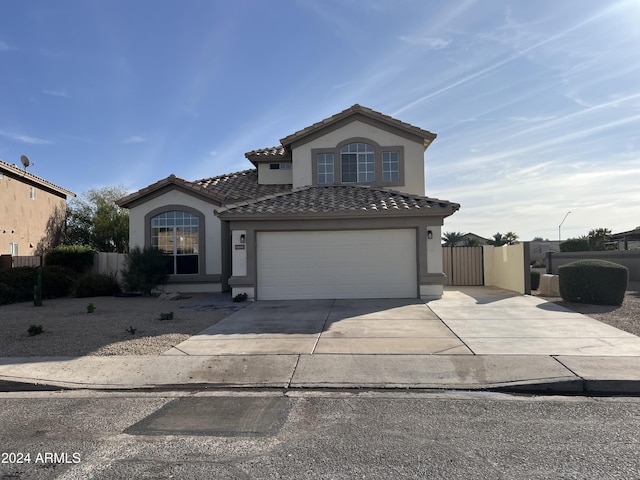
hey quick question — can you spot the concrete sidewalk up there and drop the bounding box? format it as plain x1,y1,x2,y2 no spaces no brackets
1,287,640,394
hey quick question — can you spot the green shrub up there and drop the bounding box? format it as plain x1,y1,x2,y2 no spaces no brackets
121,246,169,295
27,324,44,336
41,266,76,298
0,267,35,304
45,245,95,274
531,259,546,268
559,259,628,305
73,272,121,298
531,271,541,290
559,238,590,252
0,266,75,304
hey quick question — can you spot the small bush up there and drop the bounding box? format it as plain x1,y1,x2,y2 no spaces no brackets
158,311,174,321
531,259,546,268
45,245,95,274
559,259,628,305
121,246,169,295
41,266,76,298
74,273,121,298
559,238,590,252
233,292,248,302
87,303,96,313
531,271,541,290
27,324,43,336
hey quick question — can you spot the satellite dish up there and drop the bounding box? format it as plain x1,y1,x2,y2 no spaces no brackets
20,155,30,169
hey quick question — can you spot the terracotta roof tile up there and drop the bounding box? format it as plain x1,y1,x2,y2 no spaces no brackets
195,169,292,203
279,104,436,146
0,159,75,197
116,174,226,207
216,185,459,218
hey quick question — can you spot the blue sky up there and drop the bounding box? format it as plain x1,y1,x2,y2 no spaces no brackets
1,0,639,241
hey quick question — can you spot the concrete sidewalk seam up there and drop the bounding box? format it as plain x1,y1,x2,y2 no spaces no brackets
425,304,476,355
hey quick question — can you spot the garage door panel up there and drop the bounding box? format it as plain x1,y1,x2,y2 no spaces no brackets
257,229,417,300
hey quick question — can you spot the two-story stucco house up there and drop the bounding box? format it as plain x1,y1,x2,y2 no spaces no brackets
0,159,75,257
117,105,460,300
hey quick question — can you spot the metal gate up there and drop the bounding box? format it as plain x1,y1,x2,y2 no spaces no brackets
442,246,484,286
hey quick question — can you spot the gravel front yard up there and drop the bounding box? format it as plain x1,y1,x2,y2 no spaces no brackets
0,294,237,357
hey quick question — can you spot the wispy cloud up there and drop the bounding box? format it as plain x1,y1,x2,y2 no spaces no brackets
0,40,12,51
122,135,146,144
399,36,451,49
0,130,52,145
42,89,70,98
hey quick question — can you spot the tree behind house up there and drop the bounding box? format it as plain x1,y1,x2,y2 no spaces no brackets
442,231,465,247
66,186,129,253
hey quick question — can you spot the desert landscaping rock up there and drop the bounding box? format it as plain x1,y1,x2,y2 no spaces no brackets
0,294,234,357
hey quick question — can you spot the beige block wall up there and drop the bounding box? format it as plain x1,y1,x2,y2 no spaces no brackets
291,120,426,195
483,243,531,294
0,173,67,255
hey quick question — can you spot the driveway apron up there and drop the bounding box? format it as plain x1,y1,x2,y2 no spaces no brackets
165,287,640,357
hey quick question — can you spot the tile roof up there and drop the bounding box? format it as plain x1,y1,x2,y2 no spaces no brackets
279,104,437,147
216,185,459,219
194,169,292,203
244,146,289,164
116,174,226,207
0,159,76,197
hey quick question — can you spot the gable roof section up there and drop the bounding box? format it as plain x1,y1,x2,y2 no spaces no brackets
245,146,290,165
0,159,75,198
215,185,459,220
279,104,437,149
194,169,292,203
117,169,293,208
116,174,226,208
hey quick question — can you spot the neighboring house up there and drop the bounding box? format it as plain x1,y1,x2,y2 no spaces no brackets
611,227,640,251
460,232,489,246
529,240,560,261
117,105,460,300
0,159,75,256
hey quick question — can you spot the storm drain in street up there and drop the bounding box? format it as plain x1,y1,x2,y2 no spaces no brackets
126,396,290,437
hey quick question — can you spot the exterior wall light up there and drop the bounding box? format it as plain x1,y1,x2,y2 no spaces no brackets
427,230,433,240
240,234,246,244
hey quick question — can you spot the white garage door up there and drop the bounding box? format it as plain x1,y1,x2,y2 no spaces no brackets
256,229,417,300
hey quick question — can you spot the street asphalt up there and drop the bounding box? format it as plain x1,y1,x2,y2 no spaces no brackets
2,286,640,394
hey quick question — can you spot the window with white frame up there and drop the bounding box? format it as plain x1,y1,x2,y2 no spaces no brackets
150,211,199,275
316,153,334,184
382,151,400,182
341,143,374,183
9,243,18,256
29,187,36,199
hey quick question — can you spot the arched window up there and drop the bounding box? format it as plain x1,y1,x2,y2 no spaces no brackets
340,143,374,183
151,210,199,274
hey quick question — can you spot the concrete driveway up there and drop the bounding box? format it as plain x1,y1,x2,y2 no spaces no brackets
164,287,640,357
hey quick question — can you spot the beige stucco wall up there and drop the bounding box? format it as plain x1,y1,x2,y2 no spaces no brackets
257,163,293,185
483,243,530,294
291,120,426,195
0,172,67,255
128,190,222,275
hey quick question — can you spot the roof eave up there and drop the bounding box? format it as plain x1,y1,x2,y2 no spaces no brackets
215,207,459,221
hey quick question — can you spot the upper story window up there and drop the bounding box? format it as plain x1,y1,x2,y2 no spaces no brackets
30,187,36,199
341,143,374,183
382,152,399,182
313,139,404,187
150,210,199,275
317,153,334,184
